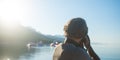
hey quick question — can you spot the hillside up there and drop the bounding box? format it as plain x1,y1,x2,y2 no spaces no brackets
0,23,64,59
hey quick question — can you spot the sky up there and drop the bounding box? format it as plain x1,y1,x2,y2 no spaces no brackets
0,0,120,43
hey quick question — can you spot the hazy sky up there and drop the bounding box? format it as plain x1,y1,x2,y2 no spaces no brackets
0,0,120,43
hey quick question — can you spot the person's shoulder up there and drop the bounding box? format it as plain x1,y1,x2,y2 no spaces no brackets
54,43,76,52
54,43,91,60
54,43,63,51
55,43,85,53
55,43,62,48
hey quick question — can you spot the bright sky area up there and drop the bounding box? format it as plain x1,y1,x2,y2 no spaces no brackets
0,0,120,43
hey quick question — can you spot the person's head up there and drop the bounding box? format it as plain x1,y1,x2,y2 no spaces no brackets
64,17,88,40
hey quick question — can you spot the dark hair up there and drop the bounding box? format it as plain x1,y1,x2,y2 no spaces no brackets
64,18,88,39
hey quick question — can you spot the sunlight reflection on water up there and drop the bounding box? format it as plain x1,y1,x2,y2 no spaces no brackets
18,46,54,60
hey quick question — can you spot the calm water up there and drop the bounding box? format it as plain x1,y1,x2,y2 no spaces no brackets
92,43,120,60
2,43,120,60
18,46,54,60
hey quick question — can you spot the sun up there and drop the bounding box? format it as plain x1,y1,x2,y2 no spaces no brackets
0,0,25,28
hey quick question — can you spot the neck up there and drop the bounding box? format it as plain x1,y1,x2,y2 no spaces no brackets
64,37,81,47
69,37,82,43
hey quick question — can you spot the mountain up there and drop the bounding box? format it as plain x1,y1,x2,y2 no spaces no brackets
45,34,65,42
0,23,59,59
0,24,54,44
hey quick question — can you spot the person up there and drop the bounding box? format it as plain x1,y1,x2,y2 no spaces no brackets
79,35,100,60
53,17,100,60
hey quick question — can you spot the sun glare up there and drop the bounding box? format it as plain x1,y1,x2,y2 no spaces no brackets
0,0,26,28
1,18,19,28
